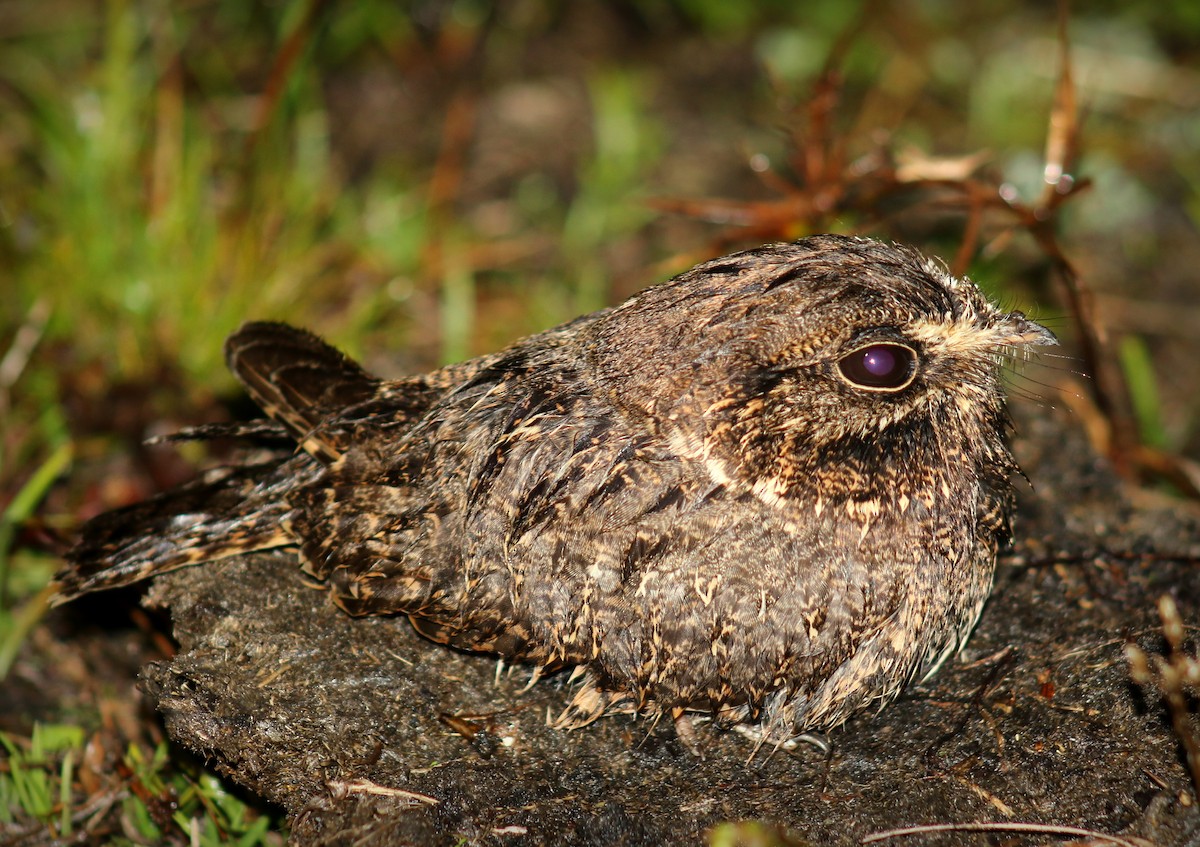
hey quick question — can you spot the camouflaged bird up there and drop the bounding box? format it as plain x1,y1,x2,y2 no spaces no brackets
56,235,1056,747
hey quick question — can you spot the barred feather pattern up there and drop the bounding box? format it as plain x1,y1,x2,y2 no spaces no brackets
56,235,1055,747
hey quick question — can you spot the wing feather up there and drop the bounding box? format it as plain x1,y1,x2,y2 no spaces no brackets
224,322,381,461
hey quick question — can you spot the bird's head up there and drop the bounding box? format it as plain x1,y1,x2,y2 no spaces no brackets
584,235,1057,511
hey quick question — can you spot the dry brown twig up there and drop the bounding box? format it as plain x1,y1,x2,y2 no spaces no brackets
0,298,50,426
1127,595,1200,803
862,821,1154,846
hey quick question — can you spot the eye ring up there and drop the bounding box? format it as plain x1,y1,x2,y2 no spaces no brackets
836,343,918,391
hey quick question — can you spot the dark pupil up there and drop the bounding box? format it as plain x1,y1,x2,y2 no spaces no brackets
838,344,915,389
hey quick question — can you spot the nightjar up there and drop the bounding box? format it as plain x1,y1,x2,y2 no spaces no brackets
56,235,1056,746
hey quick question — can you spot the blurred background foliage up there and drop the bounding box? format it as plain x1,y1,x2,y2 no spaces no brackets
0,0,1197,841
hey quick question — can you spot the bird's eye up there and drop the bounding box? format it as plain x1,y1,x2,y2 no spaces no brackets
836,343,917,391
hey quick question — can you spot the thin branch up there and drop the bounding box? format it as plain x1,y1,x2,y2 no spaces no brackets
1127,595,1200,802
863,821,1152,847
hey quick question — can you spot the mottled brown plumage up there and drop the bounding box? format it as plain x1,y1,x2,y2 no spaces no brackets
56,235,1055,746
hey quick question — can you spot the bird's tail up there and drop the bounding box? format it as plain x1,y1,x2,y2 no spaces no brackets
54,321,383,604
52,457,317,604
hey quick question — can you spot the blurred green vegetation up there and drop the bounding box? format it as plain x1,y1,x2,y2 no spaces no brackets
1,723,283,844
1,0,1197,840
2,0,1197,437
4,1,409,383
